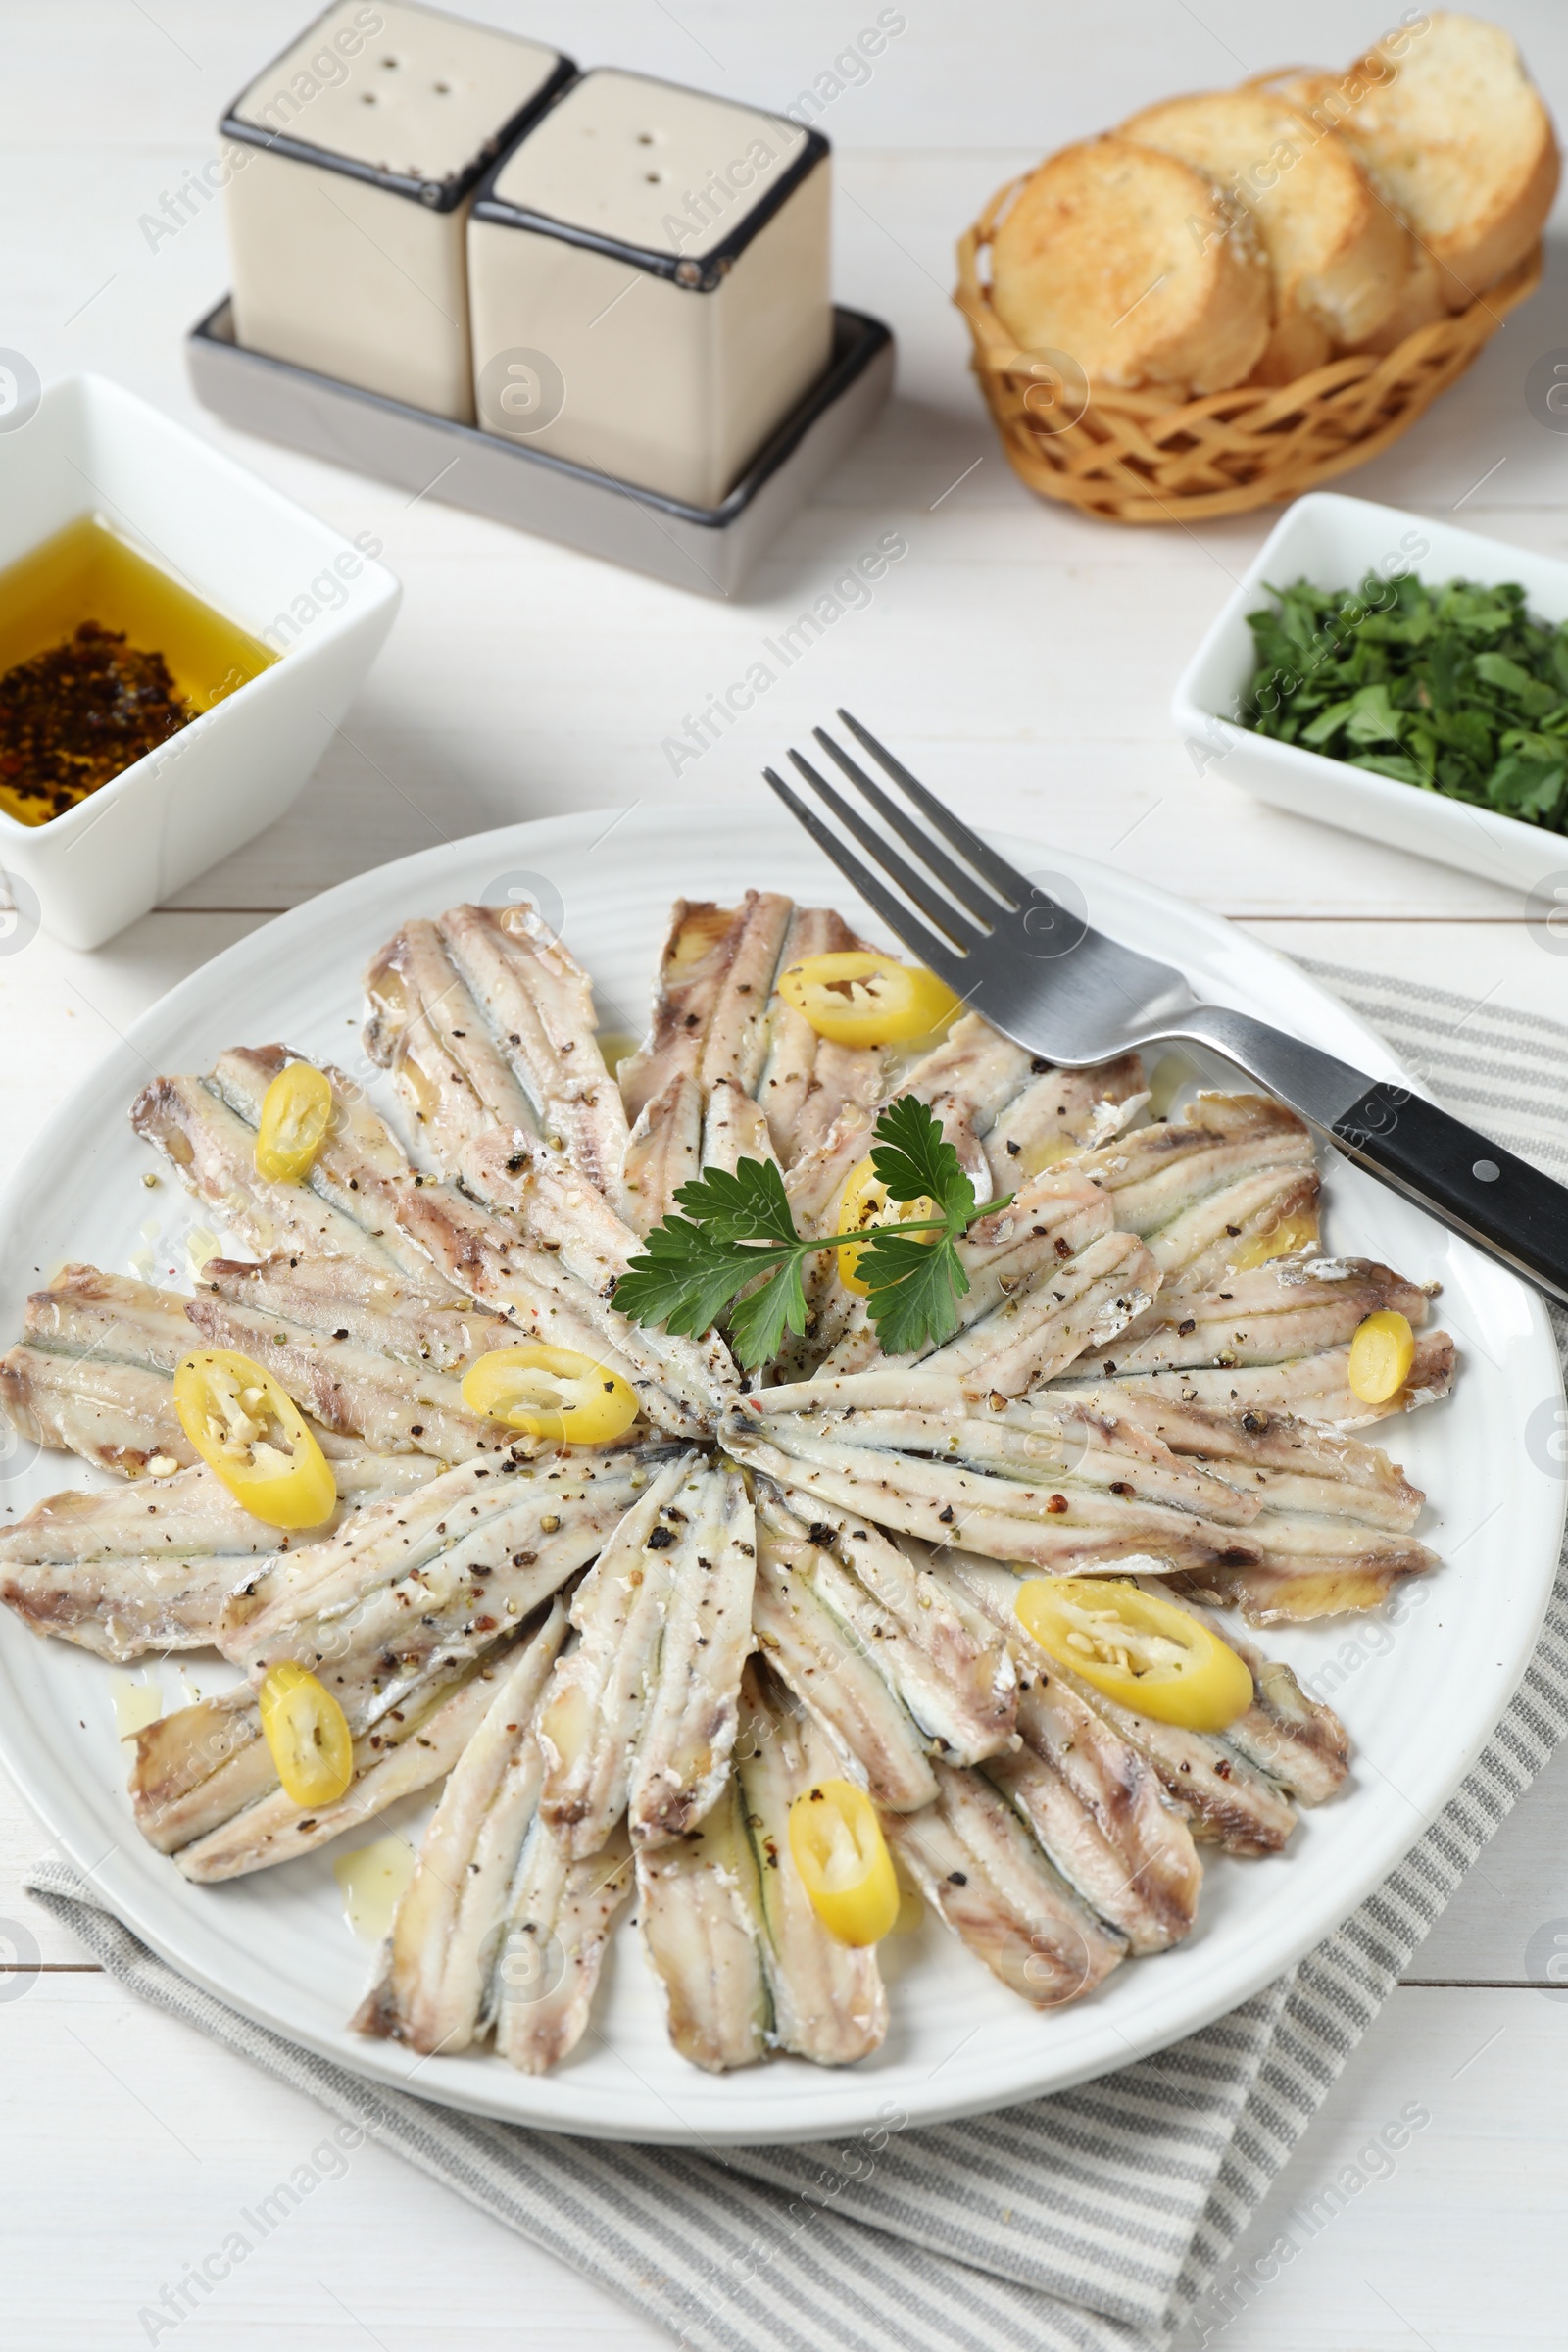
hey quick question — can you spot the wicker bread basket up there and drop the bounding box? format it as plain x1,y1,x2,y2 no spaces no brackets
956,175,1543,524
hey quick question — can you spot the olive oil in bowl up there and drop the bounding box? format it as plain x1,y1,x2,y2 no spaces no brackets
0,512,276,827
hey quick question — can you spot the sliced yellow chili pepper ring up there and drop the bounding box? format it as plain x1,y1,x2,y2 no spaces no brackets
173,1348,337,1530
834,1155,941,1296
1229,1210,1320,1273
787,1777,900,1945
258,1661,355,1808
254,1059,334,1184
1348,1308,1415,1405
777,951,960,1049
461,1344,639,1445
1015,1577,1253,1733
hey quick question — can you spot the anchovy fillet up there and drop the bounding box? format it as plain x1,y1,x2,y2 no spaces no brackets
626,1462,756,1849
132,1056,457,1303
947,1556,1332,1855
635,1775,770,2073
724,1373,1264,1577
535,1454,696,1858
1070,1095,1321,1288
755,906,888,1167
884,1761,1126,2008
752,1488,939,1812
0,1453,441,1660
353,1602,568,2054
171,1643,537,1884
734,1659,888,2064
492,1817,636,2073
815,1171,1161,1396
763,1492,1015,1765
1093,1334,1456,1431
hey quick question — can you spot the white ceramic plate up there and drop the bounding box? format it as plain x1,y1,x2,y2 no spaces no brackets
1,805,1561,2145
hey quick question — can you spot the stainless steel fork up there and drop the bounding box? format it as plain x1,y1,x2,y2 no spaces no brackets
763,709,1568,1308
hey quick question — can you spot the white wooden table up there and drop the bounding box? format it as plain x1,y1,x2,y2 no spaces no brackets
3,5,1567,2344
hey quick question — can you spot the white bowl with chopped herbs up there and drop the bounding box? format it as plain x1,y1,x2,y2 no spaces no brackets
1172,492,1568,906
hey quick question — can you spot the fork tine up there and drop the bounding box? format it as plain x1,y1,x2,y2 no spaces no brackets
812,723,1005,924
786,748,983,952
836,710,1032,905
760,767,971,992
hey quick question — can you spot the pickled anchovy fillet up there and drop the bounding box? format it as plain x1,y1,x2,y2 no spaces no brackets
1070,1095,1321,1289
439,902,633,1206
221,1447,662,1695
364,904,631,1209
980,1055,1148,1191
364,914,534,1171
169,1642,539,1884
620,1070,701,1238
700,1076,778,1178
535,1454,696,1859
3,1264,202,1475
0,1453,442,1660
492,1818,636,2074
902,1545,1200,1953
619,893,795,1232
786,1016,1145,1239
21,1262,193,1373
723,1373,1265,1578
752,1488,939,1812
183,1284,504,1464
734,1659,888,2064
6,1260,507,1478
884,1761,1126,2009
1059,1382,1439,1622
390,1136,733,1442
635,1775,770,2073
1072,1255,1440,1381
1094,1333,1456,1432
624,1462,756,1849
353,1602,568,2054
948,1556,1335,1855
132,1056,457,1303
763,1490,1015,1766
1,1345,194,1478
817,1173,1161,1396
199,1255,513,1374
754,905,888,1168
621,893,794,1125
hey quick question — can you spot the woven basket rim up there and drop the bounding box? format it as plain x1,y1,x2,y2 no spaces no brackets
954,210,1543,429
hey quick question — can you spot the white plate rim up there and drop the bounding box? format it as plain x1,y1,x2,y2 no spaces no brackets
1,802,1560,2145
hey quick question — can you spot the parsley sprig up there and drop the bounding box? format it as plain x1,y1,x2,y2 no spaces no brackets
613,1094,1014,1368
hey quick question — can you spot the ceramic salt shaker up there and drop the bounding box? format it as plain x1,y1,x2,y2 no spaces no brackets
467,69,832,505
221,0,572,421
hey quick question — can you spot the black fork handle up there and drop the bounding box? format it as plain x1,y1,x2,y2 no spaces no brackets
1330,1083,1568,1306
1167,1006,1568,1309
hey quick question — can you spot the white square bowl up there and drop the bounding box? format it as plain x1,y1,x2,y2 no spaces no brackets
1171,491,1568,902
0,375,401,950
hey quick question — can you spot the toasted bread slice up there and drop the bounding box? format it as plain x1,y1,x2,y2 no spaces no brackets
989,135,1270,395
1121,88,1413,379
1284,14,1559,310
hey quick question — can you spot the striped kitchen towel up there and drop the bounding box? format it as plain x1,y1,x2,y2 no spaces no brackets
26,963,1568,2352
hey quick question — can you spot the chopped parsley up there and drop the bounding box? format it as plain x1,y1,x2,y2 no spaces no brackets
1238,572,1568,832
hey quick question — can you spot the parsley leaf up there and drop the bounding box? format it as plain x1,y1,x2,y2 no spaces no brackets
611,1217,792,1343
612,1093,1014,1369
866,1092,975,1225
670,1157,799,1246
857,1224,970,1356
